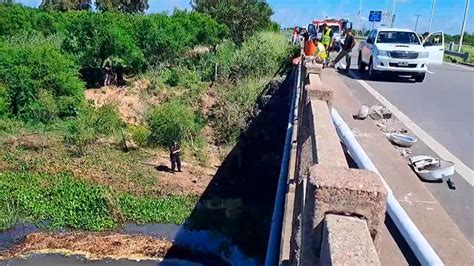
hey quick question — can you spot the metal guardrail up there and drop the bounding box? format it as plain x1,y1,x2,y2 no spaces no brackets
445,50,469,62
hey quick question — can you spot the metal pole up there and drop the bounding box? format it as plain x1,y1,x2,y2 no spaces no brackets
391,0,397,27
415,15,421,32
459,0,470,52
428,0,436,33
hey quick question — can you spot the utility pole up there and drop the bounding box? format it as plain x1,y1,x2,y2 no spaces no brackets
428,0,436,33
415,15,421,32
391,0,397,27
459,0,470,52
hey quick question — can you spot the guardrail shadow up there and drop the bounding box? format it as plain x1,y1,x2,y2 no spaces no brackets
163,66,295,263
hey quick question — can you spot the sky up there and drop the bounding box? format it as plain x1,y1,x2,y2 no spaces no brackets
15,0,473,34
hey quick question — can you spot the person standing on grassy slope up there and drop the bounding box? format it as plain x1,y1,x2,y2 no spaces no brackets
169,141,182,173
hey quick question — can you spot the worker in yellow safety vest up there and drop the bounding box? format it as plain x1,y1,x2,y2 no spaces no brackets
321,23,333,63
312,36,327,64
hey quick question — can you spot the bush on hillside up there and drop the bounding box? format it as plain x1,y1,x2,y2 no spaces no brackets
212,78,266,144
147,101,203,146
64,103,122,155
0,34,84,123
231,31,289,79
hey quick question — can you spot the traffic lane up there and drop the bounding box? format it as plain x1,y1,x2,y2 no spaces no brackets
343,52,474,168
336,68,474,245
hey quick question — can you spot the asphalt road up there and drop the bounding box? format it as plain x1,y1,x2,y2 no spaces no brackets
335,51,474,245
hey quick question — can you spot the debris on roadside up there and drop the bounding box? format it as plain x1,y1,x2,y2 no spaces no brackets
369,105,392,120
375,119,407,133
354,105,370,120
409,155,456,190
354,104,392,121
387,133,417,147
396,147,412,158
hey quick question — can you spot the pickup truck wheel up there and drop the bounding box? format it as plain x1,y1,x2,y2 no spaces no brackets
414,73,426,82
368,58,378,80
358,54,366,72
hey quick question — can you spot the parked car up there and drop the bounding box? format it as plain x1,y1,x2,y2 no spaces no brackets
358,28,444,82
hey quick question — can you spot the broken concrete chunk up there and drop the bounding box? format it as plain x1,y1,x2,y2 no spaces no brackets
355,105,370,120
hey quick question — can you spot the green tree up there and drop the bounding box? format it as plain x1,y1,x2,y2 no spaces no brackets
191,0,273,44
95,0,149,13
40,0,91,11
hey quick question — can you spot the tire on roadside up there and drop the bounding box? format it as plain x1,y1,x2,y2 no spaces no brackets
414,73,426,82
358,53,366,72
368,57,378,80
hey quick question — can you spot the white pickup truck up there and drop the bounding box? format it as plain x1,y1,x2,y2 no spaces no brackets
358,28,444,82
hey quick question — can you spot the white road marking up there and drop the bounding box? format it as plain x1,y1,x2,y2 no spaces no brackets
426,70,435,74
444,62,474,71
351,71,474,186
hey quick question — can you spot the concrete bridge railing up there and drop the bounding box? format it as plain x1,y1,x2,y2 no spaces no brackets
278,62,388,266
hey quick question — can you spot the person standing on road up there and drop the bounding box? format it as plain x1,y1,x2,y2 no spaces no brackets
321,23,334,63
169,141,181,173
330,28,356,72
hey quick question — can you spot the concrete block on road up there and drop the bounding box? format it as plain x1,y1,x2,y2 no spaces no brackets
321,214,381,266
301,165,387,264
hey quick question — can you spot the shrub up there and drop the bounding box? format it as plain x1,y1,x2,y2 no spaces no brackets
147,101,203,146
64,111,97,155
128,125,151,147
93,103,123,135
212,78,266,144
0,84,7,118
231,31,289,79
64,103,122,155
0,34,84,123
23,91,59,124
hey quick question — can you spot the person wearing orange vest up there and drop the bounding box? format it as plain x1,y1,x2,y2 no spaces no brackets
304,36,327,64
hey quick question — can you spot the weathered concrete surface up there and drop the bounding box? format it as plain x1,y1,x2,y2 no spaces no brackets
306,85,333,110
301,165,387,265
321,214,381,266
322,68,474,265
305,63,323,75
310,99,347,168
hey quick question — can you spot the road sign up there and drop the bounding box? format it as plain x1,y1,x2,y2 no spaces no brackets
369,11,382,22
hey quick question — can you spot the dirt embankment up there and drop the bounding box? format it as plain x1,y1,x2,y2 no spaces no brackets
85,80,156,125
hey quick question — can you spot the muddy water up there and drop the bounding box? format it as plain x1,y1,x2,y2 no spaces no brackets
0,69,293,265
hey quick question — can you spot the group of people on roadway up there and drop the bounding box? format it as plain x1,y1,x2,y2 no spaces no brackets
293,24,356,72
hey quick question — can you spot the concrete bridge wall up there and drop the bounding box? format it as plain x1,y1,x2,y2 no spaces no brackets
279,62,387,266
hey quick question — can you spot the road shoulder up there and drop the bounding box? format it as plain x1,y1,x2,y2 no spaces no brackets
322,68,474,265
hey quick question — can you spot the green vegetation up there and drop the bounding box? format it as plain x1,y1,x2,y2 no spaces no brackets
0,34,83,122
0,172,197,231
147,101,204,146
191,0,274,44
0,2,291,235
